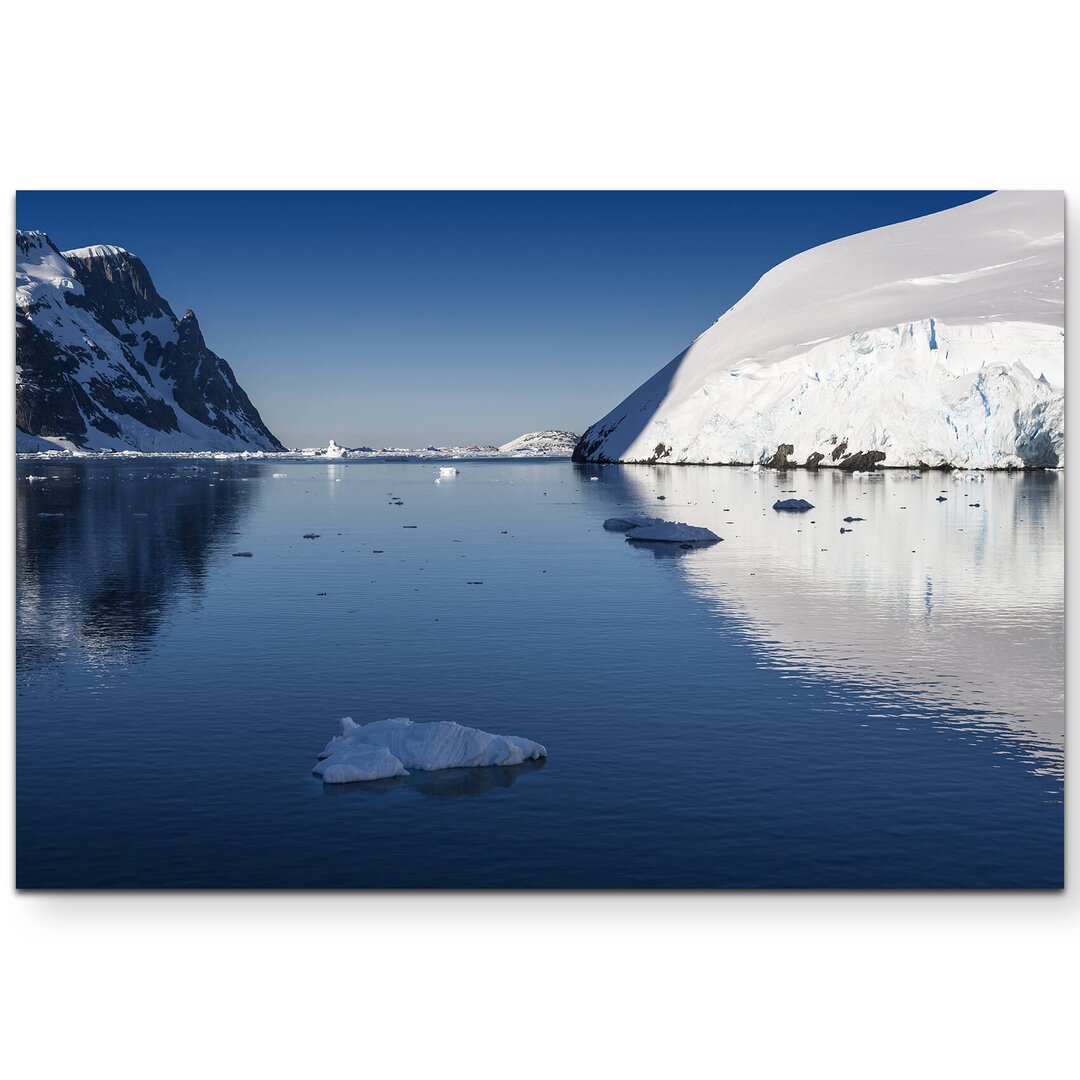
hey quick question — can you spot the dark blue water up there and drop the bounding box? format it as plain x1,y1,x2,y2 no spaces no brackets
16,459,1063,888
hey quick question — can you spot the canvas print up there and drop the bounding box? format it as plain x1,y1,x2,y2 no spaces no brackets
15,190,1063,888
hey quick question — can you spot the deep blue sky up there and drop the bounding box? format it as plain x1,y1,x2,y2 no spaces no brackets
16,191,989,448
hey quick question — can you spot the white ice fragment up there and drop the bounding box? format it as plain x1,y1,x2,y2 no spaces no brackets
271,472,287,479
313,716,546,784
439,466,459,476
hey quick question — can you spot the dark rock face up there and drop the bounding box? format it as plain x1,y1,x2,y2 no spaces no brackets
157,310,281,447
764,443,795,468
837,450,887,471
16,231,284,451
572,419,623,463
15,319,112,441
63,247,174,329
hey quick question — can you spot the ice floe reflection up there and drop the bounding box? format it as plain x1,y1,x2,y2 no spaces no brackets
322,758,548,799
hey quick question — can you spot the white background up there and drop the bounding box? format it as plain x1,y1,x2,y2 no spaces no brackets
3,3,1076,1076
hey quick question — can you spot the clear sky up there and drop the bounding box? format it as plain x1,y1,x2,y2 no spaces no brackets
16,190,990,448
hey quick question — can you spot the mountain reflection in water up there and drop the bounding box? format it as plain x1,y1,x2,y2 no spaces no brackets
16,462,261,672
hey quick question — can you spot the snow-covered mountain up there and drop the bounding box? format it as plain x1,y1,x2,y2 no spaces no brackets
574,192,1064,469
498,430,579,456
16,231,283,452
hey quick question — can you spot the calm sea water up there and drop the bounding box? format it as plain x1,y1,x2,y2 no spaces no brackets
16,458,1063,888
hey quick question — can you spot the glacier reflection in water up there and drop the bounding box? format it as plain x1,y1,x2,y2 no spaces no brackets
590,463,1063,777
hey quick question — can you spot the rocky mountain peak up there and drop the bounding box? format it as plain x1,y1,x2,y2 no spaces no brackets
62,243,174,326
16,230,284,452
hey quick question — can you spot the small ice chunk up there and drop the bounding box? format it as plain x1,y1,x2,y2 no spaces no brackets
232,551,254,557
271,472,288,479
842,516,865,522
439,467,459,476
772,499,814,512
26,475,48,482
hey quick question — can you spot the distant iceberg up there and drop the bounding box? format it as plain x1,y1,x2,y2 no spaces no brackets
314,717,547,784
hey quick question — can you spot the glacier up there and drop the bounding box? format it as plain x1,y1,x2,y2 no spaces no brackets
314,716,548,784
574,191,1064,470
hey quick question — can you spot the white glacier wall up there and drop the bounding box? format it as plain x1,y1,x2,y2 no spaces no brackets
575,191,1064,469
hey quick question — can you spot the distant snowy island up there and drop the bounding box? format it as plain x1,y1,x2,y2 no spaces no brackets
16,431,580,461
574,191,1064,470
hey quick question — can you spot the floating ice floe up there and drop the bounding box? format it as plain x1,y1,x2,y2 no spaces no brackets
26,475,48,482
439,466,459,477
626,520,721,543
314,717,547,783
773,498,814,512
271,472,287,479
602,515,720,543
